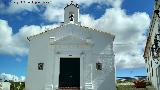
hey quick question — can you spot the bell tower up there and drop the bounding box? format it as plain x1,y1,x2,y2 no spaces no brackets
64,1,80,24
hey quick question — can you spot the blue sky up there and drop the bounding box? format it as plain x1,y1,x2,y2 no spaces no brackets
0,0,154,79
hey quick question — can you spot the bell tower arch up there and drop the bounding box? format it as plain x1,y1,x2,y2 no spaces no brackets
64,1,80,24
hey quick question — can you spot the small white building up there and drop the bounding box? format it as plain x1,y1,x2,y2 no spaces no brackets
144,0,160,90
0,82,10,90
26,2,116,90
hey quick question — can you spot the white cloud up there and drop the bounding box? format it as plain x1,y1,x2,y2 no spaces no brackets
43,6,64,22
0,73,25,82
0,19,59,55
0,19,26,55
19,76,25,82
0,20,14,55
80,8,150,68
79,14,96,27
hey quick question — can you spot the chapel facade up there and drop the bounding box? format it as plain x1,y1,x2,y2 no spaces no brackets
26,2,116,90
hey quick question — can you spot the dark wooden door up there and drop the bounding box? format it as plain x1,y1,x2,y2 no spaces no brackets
59,58,80,88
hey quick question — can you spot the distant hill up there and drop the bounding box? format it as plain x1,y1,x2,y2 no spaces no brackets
117,76,147,81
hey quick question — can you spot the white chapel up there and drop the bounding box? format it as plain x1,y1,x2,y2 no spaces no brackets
26,1,116,90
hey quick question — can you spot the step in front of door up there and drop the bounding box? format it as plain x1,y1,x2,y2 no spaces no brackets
58,87,80,90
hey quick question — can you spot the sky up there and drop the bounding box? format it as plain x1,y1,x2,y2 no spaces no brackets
0,0,154,81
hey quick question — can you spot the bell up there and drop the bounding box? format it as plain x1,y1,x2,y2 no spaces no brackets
69,14,74,21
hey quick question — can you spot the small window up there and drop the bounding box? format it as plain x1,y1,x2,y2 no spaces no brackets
38,63,44,70
96,62,102,70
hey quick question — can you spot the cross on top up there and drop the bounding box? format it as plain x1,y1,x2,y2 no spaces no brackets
71,1,73,4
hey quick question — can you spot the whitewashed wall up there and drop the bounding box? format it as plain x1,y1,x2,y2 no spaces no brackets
0,82,10,90
145,12,160,90
26,23,115,90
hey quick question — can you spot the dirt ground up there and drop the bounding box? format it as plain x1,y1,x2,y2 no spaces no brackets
117,85,156,90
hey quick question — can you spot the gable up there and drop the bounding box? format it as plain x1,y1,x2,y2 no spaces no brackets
28,23,115,41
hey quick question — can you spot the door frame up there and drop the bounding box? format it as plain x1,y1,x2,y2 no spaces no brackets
53,53,84,89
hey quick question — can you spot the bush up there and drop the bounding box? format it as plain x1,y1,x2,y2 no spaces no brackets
10,82,25,90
